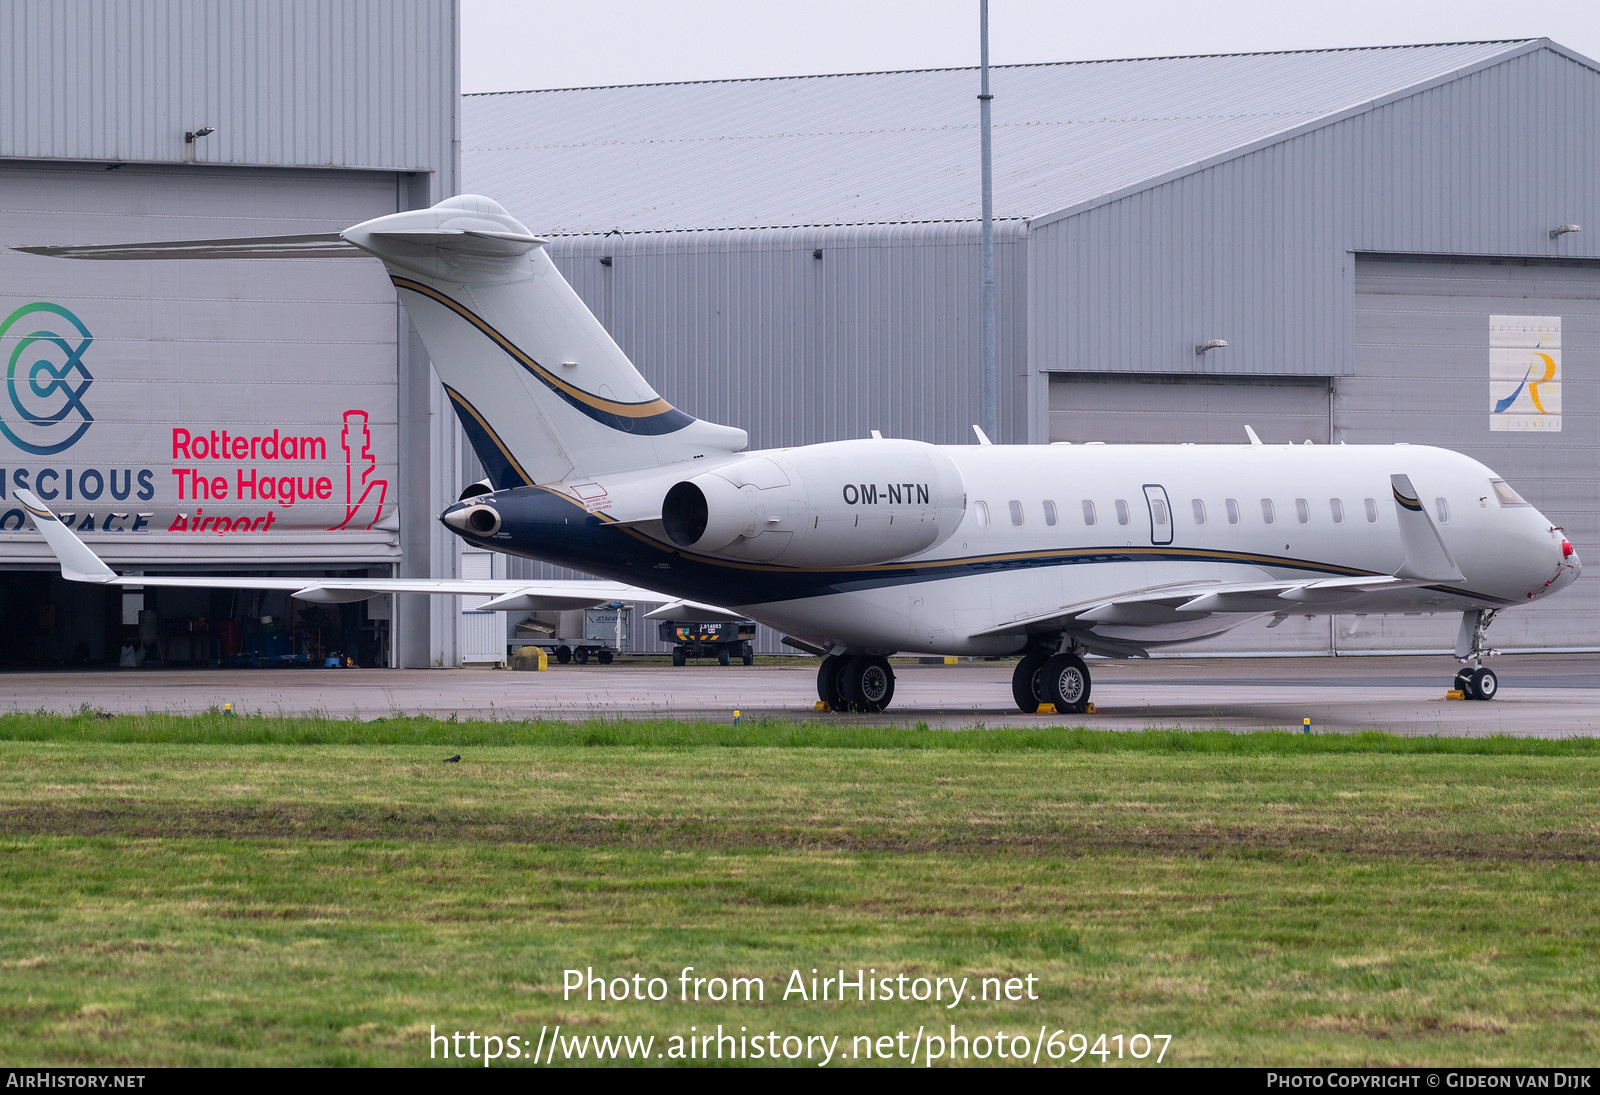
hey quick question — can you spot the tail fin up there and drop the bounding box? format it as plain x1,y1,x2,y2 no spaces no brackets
344,196,746,487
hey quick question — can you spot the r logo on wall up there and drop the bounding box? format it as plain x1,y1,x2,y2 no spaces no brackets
1489,314,1561,433
0,302,94,455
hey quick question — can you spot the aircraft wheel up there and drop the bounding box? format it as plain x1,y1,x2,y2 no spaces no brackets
1452,668,1473,694
1041,652,1091,714
817,655,847,709
554,646,572,665
717,646,732,667
1470,666,1498,701
1011,651,1049,713
672,648,686,667
597,650,614,665
840,655,895,713
573,647,589,665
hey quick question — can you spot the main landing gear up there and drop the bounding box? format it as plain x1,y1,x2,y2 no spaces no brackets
1453,609,1501,701
1012,645,1091,714
817,654,896,713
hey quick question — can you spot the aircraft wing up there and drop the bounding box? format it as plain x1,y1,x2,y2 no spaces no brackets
14,489,699,613
970,574,1425,641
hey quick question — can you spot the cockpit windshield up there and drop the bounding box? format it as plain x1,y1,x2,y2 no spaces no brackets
1491,479,1529,507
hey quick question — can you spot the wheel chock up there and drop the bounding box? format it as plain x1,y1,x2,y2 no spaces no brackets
1446,689,1466,700
813,700,831,712
1084,702,1097,714
1037,703,1058,715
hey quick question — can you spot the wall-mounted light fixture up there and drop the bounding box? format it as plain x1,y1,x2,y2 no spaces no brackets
599,256,613,267
1550,224,1582,239
185,126,215,143
1195,338,1228,355
812,249,823,260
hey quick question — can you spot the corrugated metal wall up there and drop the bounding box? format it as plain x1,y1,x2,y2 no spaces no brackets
1027,46,1600,383
1336,255,1598,652
0,0,455,171
499,222,1029,655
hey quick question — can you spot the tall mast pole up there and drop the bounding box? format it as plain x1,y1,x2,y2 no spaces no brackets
979,0,998,442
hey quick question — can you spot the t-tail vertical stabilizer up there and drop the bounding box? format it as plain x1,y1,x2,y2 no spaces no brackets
343,196,747,487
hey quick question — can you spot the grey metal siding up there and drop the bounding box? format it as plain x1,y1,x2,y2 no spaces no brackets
0,161,403,567
1028,46,1600,381
1336,255,1598,652
0,0,456,171
1048,375,1331,445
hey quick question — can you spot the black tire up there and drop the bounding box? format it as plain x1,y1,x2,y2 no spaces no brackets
1470,666,1498,701
1011,651,1050,713
672,648,686,667
573,647,589,665
1453,668,1473,693
839,655,895,713
1040,652,1091,713
597,650,614,665
554,646,572,665
742,642,754,667
817,654,846,708
717,646,731,667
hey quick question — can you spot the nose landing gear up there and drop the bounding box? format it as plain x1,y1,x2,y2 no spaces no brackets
1453,609,1502,701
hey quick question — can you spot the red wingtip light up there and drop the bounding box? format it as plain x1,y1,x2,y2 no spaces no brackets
1563,539,1574,559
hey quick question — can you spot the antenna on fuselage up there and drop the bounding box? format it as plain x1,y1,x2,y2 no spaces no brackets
1244,425,1263,446
972,425,994,446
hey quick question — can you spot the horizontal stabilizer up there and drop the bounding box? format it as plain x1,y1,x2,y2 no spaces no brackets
15,233,358,260
1390,474,1464,582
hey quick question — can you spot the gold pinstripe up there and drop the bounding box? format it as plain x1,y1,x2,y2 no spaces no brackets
394,276,678,419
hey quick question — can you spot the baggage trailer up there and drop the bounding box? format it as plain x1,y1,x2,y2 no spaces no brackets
512,603,632,664
659,620,757,666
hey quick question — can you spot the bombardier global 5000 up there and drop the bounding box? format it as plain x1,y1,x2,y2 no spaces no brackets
17,195,1581,713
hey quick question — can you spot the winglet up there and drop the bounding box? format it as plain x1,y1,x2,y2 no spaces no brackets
1389,474,1464,582
15,489,118,583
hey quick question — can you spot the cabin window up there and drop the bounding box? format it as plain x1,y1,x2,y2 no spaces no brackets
1330,498,1344,524
1364,497,1378,523
1115,499,1130,526
974,501,989,528
1043,500,1058,526
1435,498,1450,523
1261,499,1275,524
1081,500,1096,526
1295,498,1310,524
1192,499,1206,525
1008,500,1024,526
1151,499,1168,526
1491,480,1528,507
1225,498,1240,524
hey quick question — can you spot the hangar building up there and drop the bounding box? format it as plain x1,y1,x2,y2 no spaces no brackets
464,40,1599,656
0,0,463,669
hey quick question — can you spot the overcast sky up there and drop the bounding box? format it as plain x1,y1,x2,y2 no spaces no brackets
461,0,1599,94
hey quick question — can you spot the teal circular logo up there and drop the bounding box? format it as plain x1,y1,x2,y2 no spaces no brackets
0,302,94,455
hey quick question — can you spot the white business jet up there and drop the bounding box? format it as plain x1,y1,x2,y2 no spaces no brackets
18,196,1580,713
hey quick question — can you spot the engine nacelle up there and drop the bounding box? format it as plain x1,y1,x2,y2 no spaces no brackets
661,439,965,567
458,478,494,501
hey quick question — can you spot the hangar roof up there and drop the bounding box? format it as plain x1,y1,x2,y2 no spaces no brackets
462,39,1577,237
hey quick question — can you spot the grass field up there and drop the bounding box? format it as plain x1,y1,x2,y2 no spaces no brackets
2,712,1598,1067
